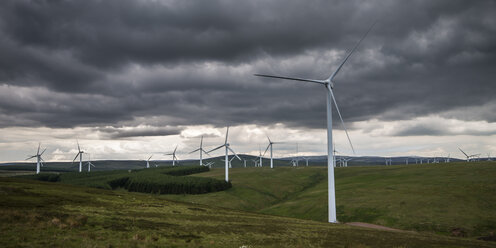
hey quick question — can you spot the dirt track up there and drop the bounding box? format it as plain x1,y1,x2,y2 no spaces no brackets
346,222,411,233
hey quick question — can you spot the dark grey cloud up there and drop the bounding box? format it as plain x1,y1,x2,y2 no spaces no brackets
0,0,495,135
96,126,183,139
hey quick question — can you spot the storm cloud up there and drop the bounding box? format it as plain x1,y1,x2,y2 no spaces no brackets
0,0,495,137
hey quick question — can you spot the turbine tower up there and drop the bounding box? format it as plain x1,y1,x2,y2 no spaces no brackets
165,145,179,166
72,141,84,172
189,136,210,166
263,136,282,169
255,23,373,222
258,145,263,167
26,143,46,174
207,127,241,182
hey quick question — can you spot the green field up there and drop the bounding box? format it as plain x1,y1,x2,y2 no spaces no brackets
1,177,495,247
160,162,496,238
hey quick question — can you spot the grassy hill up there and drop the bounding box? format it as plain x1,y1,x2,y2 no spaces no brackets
1,177,494,247
161,162,496,239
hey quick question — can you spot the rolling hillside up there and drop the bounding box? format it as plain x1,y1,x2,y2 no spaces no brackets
1,177,494,247
161,162,496,239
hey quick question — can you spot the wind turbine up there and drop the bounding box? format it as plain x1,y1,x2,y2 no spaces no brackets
204,161,215,168
487,153,492,161
385,157,392,166
458,148,479,162
444,154,451,163
146,155,153,168
207,127,241,182
263,136,282,168
86,153,96,172
165,145,179,166
252,159,259,167
72,141,84,172
302,157,309,166
26,143,46,174
221,156,236,168
343,157,352,167
189,136,210,166
255,23,373,223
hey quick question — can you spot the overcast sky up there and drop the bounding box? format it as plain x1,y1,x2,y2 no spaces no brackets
1,0,495,162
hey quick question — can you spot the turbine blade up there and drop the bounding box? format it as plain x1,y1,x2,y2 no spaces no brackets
72,153,79,163
267,135,272,144
40,148,47,156
255,74,325,85
329,88,356,154
26,155,37,160
37,143,40,155
207,145,225,153
227,147,242,161
200,136,203,148
328,21,376,82
189,148,201,154
77,140,81,153
148,155,153,161
263,144,271,157
225,127,229,145
458,148,469,157
202,149,212,157
173,145,177,154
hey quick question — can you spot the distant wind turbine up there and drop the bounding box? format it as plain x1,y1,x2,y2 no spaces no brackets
189,136,210,166
86,153,96,172
204,161,215,168
263,136,282,169
165,145,179,166
207,127,241,182
72,140,84,172
221,156,236,168
146,155,153,168
444,154,451,163
26,143,46,174
458,148,479,162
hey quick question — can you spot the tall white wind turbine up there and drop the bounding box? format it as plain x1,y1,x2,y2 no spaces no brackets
207,127,241,182
263,136,282,168
255,23,374,223
26,143,46,174
72,141,84,172
189,136,210,166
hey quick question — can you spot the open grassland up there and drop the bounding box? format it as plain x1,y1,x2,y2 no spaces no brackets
161,162,496,239
1,178,494,248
